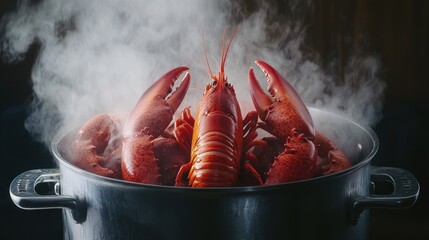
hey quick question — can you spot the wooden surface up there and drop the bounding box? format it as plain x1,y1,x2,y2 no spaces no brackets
309,0,428,104
298,1,429,238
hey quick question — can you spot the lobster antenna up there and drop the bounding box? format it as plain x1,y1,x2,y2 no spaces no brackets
220,28,226,73
203,34,216,80
220,27,238,74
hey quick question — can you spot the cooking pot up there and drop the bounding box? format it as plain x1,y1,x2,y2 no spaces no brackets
10,108,419,240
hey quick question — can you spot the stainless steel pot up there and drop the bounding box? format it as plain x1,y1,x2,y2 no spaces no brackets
10,108,419,240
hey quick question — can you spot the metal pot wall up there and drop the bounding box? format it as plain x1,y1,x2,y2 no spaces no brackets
10,108,419,240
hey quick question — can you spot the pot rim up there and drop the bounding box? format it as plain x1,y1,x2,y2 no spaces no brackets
50,107,379,193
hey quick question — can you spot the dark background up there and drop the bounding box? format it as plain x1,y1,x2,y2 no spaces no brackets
1,0,428,239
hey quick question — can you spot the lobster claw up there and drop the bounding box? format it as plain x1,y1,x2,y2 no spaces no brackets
265,128,318,184
248,60,315,139
123,66,190,138
121,67,190,184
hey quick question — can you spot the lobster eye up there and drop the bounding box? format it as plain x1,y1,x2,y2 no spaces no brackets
225,82,231,88
211,81,217,87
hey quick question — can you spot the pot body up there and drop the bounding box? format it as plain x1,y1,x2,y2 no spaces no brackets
10,108,419,240
58,108,374,240
60,160,370,240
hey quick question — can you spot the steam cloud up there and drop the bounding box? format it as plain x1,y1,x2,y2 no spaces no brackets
1,0,385,146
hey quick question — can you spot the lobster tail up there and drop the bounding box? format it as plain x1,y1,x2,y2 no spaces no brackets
188,112,240,187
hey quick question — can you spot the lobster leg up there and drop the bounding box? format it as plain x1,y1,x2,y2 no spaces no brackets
175,162,192,186
239,111,264,186
173,107,195,155
173,107,195,186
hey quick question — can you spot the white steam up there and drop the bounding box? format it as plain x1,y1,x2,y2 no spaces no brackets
1,0,385,146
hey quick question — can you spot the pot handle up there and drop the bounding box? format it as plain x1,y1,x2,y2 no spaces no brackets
9,169,86,223
349,166,420,224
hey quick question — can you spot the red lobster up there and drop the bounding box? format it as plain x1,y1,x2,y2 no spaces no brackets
174,31,260,187
248,60,351,184
67,36,351,187
121,67,191,185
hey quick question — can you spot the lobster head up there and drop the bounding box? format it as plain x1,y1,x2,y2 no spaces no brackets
198,28,241,122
